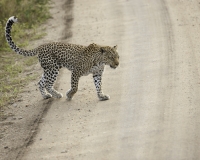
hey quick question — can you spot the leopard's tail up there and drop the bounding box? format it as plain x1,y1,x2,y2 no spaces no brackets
5,16,38,56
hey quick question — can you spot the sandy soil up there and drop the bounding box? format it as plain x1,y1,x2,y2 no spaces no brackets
1,0,200,159
0,0,71,159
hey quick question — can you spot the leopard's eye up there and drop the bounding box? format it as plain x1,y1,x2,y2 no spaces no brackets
111,57,115,60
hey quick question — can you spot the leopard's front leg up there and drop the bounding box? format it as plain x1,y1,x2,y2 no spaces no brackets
93,74,110,101
66,72,80,100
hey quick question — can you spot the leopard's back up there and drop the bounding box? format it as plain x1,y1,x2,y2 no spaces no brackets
37,42,87,70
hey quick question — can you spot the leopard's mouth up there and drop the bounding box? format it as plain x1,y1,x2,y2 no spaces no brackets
110,65,117,69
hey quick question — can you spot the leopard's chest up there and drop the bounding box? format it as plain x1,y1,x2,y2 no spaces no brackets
83,64,104,76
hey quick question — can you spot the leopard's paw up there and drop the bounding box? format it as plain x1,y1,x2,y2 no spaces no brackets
66,90,73,100
43,93,52,99
66,97,72,101
53,92,63,99
99,94,110,101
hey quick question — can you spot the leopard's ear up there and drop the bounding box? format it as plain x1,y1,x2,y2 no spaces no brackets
100,47,106,54
88,43,97,48
113,45,118,50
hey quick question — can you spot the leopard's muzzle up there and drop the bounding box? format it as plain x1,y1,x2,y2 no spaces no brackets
110,61,119,69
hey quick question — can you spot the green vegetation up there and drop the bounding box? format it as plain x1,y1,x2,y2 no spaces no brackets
0,0,50,108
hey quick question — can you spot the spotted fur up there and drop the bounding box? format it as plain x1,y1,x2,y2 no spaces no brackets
5,16,119,100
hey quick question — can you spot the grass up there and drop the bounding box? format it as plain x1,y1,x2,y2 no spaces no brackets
0,0,50,109
0,54,38,107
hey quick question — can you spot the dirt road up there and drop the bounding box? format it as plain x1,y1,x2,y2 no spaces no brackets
4,0,200,159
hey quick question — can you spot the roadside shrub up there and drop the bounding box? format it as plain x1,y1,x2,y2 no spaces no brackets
0,0,50,50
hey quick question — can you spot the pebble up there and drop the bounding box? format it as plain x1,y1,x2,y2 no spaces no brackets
13,103,17,107
61,150,68,153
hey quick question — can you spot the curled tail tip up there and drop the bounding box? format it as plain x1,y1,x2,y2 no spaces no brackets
8,16,18,23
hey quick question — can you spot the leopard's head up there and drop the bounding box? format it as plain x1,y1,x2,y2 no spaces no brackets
101,45,119,69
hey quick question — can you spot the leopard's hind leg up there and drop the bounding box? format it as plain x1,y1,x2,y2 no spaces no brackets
44,68,63,98
38,74,52,99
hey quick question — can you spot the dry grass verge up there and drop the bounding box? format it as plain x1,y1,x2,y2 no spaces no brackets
0,0,50,110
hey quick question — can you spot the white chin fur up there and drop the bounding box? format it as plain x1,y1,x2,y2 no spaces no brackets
9,16,18,23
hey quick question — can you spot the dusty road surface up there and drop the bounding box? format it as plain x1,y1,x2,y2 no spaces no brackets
5,0,200,159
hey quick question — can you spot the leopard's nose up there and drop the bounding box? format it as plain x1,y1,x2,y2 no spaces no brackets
115,61,119,66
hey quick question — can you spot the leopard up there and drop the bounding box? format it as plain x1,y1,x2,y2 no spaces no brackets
5,16,119,101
